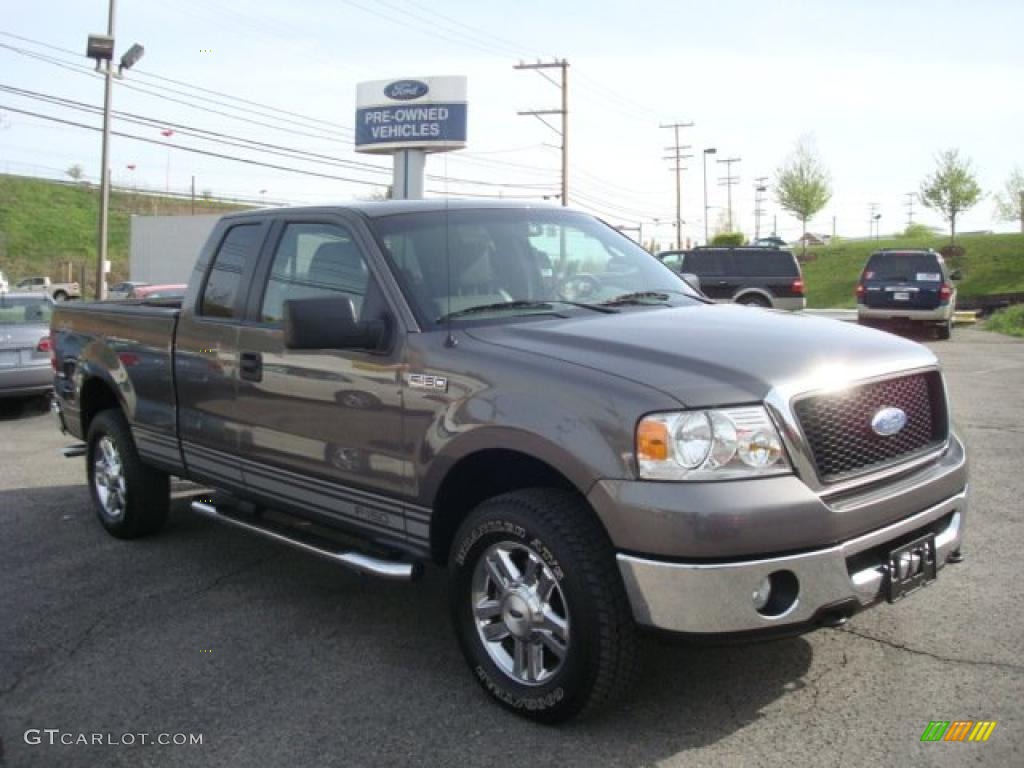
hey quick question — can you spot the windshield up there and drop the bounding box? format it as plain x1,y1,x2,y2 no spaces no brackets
369,208,699,326
0,296,53,325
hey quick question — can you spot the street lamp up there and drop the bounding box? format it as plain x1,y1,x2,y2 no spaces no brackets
87,0,144,300
702,148,717,244
873,213,882,240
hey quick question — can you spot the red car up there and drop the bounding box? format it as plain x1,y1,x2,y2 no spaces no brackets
129,283,187,300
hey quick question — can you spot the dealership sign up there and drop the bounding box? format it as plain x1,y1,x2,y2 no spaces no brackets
355,76,467,154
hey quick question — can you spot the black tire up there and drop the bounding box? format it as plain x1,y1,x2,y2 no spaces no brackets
53,290,67,302
737,294,771,308
449,489,637,723
936,320,952,340
86,409,169,539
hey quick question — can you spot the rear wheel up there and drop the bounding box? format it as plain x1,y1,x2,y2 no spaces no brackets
53,290,68,302
449,489,637,723
737,294,771,308
87,409,169,538
936,319,952,340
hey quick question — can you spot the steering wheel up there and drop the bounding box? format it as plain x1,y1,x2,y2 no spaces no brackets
557,274,601,301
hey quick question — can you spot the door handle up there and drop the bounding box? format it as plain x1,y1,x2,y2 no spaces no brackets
239,351,263,382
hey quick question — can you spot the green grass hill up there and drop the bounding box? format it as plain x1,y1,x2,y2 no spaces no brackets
0,174,245,293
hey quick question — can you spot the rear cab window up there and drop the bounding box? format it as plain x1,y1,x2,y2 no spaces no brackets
200,223,263,319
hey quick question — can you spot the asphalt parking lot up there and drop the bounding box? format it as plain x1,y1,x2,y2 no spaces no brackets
1,327,1022,768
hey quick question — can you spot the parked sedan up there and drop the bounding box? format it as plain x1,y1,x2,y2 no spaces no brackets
0,292,54,398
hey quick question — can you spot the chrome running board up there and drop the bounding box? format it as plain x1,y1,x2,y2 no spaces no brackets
190,500,421,582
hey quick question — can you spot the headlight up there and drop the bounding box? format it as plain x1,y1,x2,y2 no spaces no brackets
636,406,791,480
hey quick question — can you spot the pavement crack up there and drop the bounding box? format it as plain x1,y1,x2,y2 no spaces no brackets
835,626,1024,672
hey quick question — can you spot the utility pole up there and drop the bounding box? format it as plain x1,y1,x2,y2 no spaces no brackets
191,175,196,215
1019,191,1023,233
753,176,768,241
702,148,717,244
94,0,116,301
86,1,144,300
660,122,693,249
716,156,741,232
515,60,569,206
904,192,915,227
869,202,879,239
832,215,837,243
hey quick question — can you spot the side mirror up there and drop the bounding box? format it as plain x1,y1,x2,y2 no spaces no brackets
949,269,963,281
680,272,702,292
283,296,385,351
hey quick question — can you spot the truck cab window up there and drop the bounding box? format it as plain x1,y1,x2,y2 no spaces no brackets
260,223,371,324
200,223,262,319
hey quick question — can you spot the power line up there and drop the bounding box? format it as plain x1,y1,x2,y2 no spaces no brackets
0,102,550,199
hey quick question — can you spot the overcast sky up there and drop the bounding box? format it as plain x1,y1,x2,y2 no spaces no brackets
2,0,1021,245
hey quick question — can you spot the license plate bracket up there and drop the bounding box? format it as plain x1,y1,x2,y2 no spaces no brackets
887,533,937,602
893,291,910,301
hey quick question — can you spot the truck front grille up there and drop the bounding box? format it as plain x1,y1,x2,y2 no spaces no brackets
794,371,948,483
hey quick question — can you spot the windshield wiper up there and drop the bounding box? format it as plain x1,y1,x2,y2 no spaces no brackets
599,291,673,307
436,300,561,322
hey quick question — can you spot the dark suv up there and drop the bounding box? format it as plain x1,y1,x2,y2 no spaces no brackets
658,246,806,310
856,249,960,339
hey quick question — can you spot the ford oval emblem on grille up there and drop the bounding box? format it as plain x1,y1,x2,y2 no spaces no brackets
384,80,429,100
871,406,907,437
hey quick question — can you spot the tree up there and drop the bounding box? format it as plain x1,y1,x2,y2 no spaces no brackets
774,137,832,254
65,164,84,181
919,149,982,243
993,167,1023,232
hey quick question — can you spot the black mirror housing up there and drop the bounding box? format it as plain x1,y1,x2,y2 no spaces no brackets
283,296,385,350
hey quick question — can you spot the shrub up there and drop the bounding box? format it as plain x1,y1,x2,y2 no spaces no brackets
986,304,1024,337
711,232,745,246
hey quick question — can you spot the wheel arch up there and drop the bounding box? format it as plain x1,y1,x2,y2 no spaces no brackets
429,447,589,566
732,288,774,306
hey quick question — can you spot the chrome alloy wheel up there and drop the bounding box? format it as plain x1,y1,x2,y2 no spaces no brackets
471,541,570,686
93,436,126,520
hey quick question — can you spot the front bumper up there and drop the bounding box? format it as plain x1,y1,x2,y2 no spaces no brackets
616,487,965,634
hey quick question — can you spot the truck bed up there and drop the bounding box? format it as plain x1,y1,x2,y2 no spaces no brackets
51,300,181,451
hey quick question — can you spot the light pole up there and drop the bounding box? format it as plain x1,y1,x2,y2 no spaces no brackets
87,3,144,300
702,148,716,244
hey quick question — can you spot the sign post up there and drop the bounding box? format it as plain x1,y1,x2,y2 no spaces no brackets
355,76,468,200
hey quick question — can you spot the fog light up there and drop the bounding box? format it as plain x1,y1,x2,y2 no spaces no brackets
752,576,772,611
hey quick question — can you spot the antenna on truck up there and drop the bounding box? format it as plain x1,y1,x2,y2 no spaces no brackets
443,154,457,348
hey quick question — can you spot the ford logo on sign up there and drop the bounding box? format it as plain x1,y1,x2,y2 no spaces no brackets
384,80,429,100
871,407,907,437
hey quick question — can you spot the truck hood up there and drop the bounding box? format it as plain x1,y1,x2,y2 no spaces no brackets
465,304,938,408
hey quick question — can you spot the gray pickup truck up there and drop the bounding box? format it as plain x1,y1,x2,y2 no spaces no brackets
50,201,968,722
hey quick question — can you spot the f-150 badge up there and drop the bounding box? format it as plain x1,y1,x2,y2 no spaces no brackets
407,373,448,392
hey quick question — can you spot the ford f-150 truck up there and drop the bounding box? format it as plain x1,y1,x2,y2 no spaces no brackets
50,201,968,722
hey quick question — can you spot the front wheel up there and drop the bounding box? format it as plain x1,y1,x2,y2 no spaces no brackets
449,489,637,723
87,409,169,538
